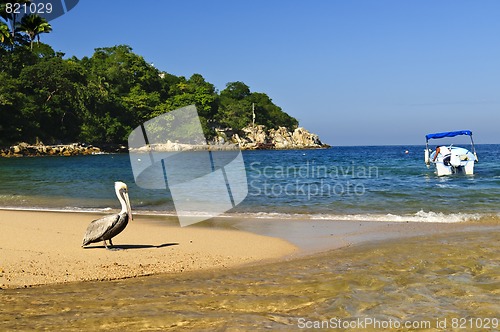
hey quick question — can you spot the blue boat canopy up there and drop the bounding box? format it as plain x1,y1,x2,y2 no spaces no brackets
426,130,472,141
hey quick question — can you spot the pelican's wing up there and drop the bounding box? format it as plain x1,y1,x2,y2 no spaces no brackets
82,214,120,246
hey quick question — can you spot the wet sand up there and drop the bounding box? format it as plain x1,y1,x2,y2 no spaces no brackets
1,226,498,331
2,210,499,330
0,210,297,288
227,217,500,254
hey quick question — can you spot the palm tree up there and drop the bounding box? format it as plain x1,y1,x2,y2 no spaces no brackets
16,14,52,50
0,0,31,38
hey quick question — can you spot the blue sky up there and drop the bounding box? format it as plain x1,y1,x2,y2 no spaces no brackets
43,0,500,145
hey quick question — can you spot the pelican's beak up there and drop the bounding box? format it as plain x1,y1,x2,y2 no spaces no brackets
124,191,133,220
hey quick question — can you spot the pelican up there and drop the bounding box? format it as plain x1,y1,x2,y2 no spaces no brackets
82,181,133,249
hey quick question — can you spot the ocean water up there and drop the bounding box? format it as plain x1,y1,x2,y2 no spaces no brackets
1,146,499,330
1,145,499,223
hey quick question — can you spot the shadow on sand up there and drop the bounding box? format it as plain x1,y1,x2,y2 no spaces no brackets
83,243,179,250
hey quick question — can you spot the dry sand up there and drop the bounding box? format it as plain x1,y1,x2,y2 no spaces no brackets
0,210,297,288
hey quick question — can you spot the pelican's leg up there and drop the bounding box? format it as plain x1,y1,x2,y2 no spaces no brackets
105,238,122,251
103,240,110,249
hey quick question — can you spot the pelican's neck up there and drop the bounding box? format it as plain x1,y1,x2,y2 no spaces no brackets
116,188,127,215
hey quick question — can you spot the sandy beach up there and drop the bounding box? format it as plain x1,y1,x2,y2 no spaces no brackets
0,210,297,288
1,209,498,289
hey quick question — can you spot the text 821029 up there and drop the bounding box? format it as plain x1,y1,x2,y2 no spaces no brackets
5,2,53,15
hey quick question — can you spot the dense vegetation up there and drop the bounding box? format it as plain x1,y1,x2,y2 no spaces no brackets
0,4,298,146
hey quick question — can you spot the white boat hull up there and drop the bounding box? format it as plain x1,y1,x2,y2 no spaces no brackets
428,146,476,176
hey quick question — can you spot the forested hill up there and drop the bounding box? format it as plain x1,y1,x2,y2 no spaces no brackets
0,43,299,146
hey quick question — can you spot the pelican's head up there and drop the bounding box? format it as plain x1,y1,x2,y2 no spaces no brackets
115,181,133,220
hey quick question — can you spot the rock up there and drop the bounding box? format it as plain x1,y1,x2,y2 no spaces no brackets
26,147,38,155
269,127,293,149
243,125,268,144
214,128,229,144
0,142,109,157
292,127,323,147
230,133,247,147
223,125,327,150
12,146,21,154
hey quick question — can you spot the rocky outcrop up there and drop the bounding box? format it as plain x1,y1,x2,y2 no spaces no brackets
0,143,102,157
2,127,327,156
131,126,328,152
225,125,327,150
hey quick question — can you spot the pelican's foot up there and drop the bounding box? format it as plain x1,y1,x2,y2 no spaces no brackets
104,239,123,251
106,247,123,251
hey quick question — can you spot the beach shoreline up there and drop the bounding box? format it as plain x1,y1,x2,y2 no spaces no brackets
0,210,297,289
1,209,498,289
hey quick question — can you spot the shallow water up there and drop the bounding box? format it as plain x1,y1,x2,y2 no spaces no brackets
1,229,498,331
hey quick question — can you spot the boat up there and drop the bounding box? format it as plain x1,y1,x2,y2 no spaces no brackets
424,130,478,176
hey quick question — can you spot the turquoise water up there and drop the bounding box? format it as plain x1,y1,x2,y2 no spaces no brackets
1,145,500,222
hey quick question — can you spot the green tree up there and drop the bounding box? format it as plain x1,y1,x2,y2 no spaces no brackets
16,14,51,50
85,45,161,95
0,43,48,145
221,81,251,100
218,81,298,132
0,42,39,76
151,73,218,138
249,92,298,130
0,42,301,147
79,45,164,143
0,72,26,144
18,56,87,142
217,81,253,130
